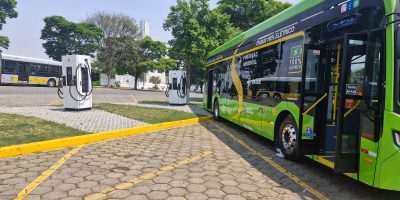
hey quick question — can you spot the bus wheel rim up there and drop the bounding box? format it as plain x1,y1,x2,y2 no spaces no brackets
214,103,218,117
282,124,296,151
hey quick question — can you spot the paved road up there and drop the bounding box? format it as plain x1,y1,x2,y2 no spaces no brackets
1,121,398,200
0,86,203,107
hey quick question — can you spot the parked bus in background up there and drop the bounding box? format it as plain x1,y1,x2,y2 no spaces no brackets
0,54,62,87
204,0,400,191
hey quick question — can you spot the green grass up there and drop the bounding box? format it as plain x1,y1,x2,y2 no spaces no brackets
138,100,170,106
92,80,101,86
0,113,87,147
96,103,205,124
139,100,204,108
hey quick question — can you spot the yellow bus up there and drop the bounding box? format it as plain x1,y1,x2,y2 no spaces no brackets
0,54,62,87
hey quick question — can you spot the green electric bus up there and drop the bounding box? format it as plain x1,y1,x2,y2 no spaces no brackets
204,0,400,191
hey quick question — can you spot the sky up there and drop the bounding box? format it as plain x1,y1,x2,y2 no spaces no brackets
1,0,300,60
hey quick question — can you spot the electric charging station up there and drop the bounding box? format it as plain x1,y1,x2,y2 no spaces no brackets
57,55,93,110
166,70,187,105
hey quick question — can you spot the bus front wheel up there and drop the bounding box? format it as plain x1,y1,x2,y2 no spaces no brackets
213,100,221,121
278,115,300,161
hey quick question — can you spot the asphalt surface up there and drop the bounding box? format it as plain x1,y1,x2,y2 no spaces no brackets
0,85,203,107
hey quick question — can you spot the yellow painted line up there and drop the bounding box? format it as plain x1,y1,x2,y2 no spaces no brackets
0,116,213,159
15,145,84,200
212,122,329,200
85,150,213,200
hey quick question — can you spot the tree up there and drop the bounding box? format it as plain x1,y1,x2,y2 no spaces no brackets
217,0,291,31
113,36,166,90
99,36,135,86
0,0,18,50
157,57,178,74
149,76,161,89
138,36,167,61
129,36,167,90
41,16,103,61
86,12,140,86
86,11,139,39
164,0,239,102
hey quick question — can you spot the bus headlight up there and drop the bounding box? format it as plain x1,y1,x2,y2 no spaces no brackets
393,130,400,148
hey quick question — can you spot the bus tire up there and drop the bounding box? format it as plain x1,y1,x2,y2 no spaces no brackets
278,115,300,161
213,99,221,121
47,79,56,87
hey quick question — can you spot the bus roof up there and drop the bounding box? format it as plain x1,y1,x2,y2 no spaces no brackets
2,54,62,66
207,0,324,58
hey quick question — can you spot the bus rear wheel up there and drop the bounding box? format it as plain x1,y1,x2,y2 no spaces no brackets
213,99,221,121
47,79,56,87
278,115,300,161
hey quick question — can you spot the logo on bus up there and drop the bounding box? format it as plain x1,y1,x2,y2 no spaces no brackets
288,45,303,74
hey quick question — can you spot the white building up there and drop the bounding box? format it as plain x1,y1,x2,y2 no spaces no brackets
139,20,150,39
100,71,167,91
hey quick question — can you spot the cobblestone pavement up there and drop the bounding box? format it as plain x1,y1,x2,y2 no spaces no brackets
0,106,147,132
1,121,399,200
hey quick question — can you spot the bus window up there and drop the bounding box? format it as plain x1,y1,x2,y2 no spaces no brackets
49,65,61,77
37,64,49,77
361,30,385,141
2,60,17,74
278,37,304,102
29,64,38,76
249,44,280,105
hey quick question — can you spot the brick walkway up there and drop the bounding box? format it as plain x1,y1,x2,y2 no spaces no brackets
0,107,147,132
1,122,397,200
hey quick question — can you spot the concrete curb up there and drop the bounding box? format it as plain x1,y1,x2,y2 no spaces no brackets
0,116,213,159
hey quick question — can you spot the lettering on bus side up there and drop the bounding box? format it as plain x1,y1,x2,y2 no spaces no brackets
207,55,224,65
256,25,296,46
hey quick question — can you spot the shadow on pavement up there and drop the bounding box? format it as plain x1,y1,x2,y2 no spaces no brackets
201,120,400,200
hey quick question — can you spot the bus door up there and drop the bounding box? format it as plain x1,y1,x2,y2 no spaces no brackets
335,31,384,173
335,33,366,173
206,69,213,110
18,62,29,83
299,44,328,155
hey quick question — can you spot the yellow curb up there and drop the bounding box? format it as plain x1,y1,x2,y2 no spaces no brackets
0,116,213,159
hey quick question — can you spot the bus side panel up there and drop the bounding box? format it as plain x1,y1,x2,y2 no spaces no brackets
358,138,378,186
375,111,400,190
219,97,229,119
0,74,18,83
29,76,52,85
238,101,263,135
